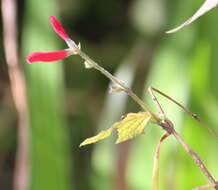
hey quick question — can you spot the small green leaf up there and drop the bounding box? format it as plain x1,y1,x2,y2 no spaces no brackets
113,112,151,144
80,128,113,147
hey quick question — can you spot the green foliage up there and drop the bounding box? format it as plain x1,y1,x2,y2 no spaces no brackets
22,0,71,190
1,0,218,189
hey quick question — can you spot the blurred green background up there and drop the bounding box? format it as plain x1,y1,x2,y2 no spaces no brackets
1,0,218,189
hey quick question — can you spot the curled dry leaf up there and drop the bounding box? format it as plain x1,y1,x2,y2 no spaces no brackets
166,0,218,33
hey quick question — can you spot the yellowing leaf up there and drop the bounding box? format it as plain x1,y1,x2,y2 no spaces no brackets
79,128,113,147
113,112,151,144
80,112,152,147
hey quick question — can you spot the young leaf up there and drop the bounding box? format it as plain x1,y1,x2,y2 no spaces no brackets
113,112,152,144
80,128,113,147
166,0,218,33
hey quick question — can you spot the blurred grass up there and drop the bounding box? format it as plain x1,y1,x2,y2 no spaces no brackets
21,0,71,190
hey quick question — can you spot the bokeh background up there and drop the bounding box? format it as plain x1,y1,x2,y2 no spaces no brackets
1,0,218,189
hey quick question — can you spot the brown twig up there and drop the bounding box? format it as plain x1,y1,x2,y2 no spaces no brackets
71,29,218,188
1,1,29,190
148,87,165,117
152,134,169,190
192,184,216,190
148,87,218,189
159,120,218,189
149,86,218,139
171,127,217,185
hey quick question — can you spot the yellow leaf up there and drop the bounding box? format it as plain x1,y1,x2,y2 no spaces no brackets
80,128,113,147
113,112,151,144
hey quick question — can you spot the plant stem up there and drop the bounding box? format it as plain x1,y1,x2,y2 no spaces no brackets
160,120,218,189
76,49,218,189
148,86,166,117
172,128,217,186
152,134,169,190
192,184,215,190
78,50,159,120
150,87,218,139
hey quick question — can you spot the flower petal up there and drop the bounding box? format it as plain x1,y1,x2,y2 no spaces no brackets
26,50,68,64
50,16,69,41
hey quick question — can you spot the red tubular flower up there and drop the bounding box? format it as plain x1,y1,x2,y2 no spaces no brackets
26,16,78,64
49,16,69,41
26,50,68,64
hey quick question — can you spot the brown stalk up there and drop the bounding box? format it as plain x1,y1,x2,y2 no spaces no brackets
151,134,169,190
149,87,218,189
1,0,29,190
69,28,218,189
149,86,218,139
192,184,216,190
157,119,218,189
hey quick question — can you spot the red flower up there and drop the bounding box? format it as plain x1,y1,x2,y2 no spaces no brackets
26,16,79,64
49,16,69,41
26,50,69,63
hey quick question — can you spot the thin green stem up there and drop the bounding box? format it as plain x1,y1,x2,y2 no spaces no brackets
77,50,159,121
71,44,218,188
72,46,218,190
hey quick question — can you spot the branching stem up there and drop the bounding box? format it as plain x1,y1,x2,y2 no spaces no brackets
75,49,218,190
148,86,218,189
158,116,218,189
150,86,218,138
